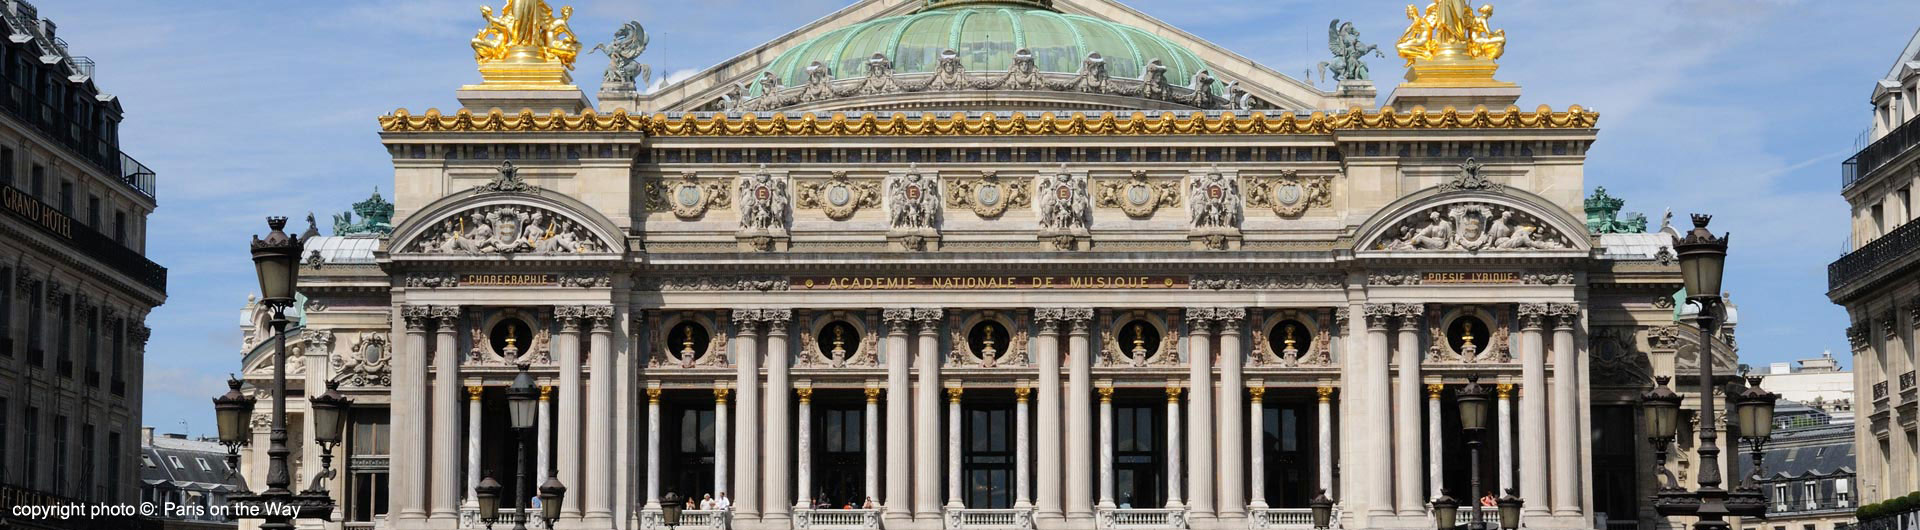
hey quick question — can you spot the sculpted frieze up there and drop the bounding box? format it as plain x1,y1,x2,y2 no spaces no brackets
737,167,791,233
1191,274,1344,290
1037,167,1091,235
946,171,1030,219
404,204,610,255
1187,169,1244,231
645,171,732,220
795,171,881,220
1244,171,1332,217
643,275,790,292
1376,203,1570,252
1096,170,1181,218
333,332,392,388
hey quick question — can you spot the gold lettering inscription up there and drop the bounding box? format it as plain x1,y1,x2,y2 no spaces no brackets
2,187,72,239
794,276,1185,290
1421,272,1519,284
459,274,556,286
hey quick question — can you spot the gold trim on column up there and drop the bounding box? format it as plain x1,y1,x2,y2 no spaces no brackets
1014,386,1031,402
797,387,814,403
1097,386,1114,402
947,387,964,403
715,387,731,404
647,387,662,403
1249,386,1266,401
1496,383,1513,400
539,385,552,401
468,385,484,401
1427,383,1445,399
1316,386,1334,403
865,387,881,403
1166,386,1183,402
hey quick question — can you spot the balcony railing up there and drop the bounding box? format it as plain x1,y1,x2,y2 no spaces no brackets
638,509,729,529
1766,495,1854,515
793,508,878,529
1830,217,1920,291
1251,507,1347,529
1,185,166,292
0,75,157,200
1098,508,1189,530
1902,371,1917,392
1875,381,1891,401
1844,113,1920,190
950,508,1036,530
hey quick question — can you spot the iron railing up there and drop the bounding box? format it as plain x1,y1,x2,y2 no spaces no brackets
0,184,166,292
1875,381,1890,402
0,52,157,200
1830,217,1920,291
1902,371,1917,392
1844,113,1920,190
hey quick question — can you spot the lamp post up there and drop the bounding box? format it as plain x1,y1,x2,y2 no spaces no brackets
1310,489,1334,530
507,363,544,530
225,217,334,528
1433,491,1459,530
213,375,256,491
1456,376,1491,530
1646,214,1766,530
307,380,352,494
1643,376,1683,494
1495,491,1522,530
1729,375,1778,515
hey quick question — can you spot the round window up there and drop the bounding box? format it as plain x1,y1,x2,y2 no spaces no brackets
967,320,1011,360
815,320,860,359
1119,319,1161,360
1447,316,1490,355
490,318,533,357
670,321,711,359
1267,319,1310,356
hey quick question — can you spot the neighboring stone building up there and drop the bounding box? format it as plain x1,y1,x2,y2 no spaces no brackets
139,428,245,530
0,0,167,527
1830,25,1920,508
1761,352,1854,424
1740,404,1857,530
235,1,1743,530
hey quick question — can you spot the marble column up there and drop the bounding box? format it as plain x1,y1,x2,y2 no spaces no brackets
1249,386,1268,510
586,306,615,522
466,386,482,505
947,386,964,508
715,387,731,496
1550,304,1580,516
763,309,794,519
1362,304,1394,518
646,388,662,509
1496,384,1512,494
1065,309,1094,520
1517,304,1550,517
1394,304,1424,515
1035,309,1064,520
796,387,814,509
538,386,551,496
1097,386,1116,509
556,306,585,519
1167,385,1185,508
397,307,430,521
731,310,762,520
882,309,913,521
1016,386,1033,508
1216,308,1246,519
1185,308,1215,518
1427,384,1444,501
914,308,944,519
865,387,881,505
431,306,460,520
1316,386,1333,504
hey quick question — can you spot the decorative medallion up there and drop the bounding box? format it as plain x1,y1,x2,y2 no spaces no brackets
1187,169,1243,230
947,171,1030,219
887,165,942,231
644,171,732,220
1096,170,1181,218
1245,171,1333,217
796,171,881,220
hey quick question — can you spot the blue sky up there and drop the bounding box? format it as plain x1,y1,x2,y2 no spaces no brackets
44,0,1913,436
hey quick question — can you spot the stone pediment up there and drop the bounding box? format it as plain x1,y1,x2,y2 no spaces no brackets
612,0,1352,114
1355,185,1590,255
390,188,627,259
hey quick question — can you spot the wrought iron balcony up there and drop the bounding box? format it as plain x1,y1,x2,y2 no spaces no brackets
1830,217,1920,291
1902,371,1917,392
1874,381,1890,402
0,74,157,199
1,184,167,292
1844,114,1920,189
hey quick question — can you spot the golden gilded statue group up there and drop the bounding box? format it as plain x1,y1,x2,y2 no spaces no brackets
470,0,582,69
1396,0,1506,65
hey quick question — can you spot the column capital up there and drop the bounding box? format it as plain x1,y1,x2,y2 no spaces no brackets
715,387,731,403
403,305,433,331
556,305,586,331
947,386,963,403
1363,304,1395,330
1427,383,1444,399
797,387,813,402
1516,303,1550,330
539,385,552,401
1166,385,1183,401
1035,308,1064,334
733,309,764,328
1250,386,1267,401
1014,386,1031,401
1065,307,1094,334
913,307,944,324
430,305,462,327
865,387,882,402
468,386,484,401
761,308,794,335
1316,386,1334,402
1097,386,1114,402
1214,307,1246,331
1184,307,1216,328
583,305,615,330
1392,302,1425,329
1496,383,1513,399
883,308,916,332
1548,302,1580,330
648,387,663,403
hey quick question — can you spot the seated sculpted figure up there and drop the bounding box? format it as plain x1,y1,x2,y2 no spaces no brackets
1411,211,1452,249
1470,4,1506,60
471,6,511,62
1396,4,1435,65
546,6,582,69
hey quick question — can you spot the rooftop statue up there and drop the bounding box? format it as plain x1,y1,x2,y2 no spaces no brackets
470,0,581,70
592,21,651,90
1584,186,1649,235
1397,0,1505,65
334,188,396,237
1319,19,1383,83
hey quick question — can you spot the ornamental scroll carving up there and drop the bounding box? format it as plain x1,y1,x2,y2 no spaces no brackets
333,332,393,387
946,312,1029,368
1251,309,1333,367
1244,171,1332,217
1376,203,1570,251
1589,326,1652,383
1438,158,1503,194
795,172,881,221
403,204,610,255
1191,274,1344,290
657,313,728,369
642,276,789,292
947,171,1030,218
1097,170,1181,218
737,167,791,232
644,172,731,220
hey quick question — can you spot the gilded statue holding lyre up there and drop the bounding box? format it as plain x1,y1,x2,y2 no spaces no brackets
1396,0,1505,64
470,0,581,70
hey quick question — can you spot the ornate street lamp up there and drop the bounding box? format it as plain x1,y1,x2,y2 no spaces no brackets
476,476,503,528
662,492,685,528
1456,376,1491,530
307,380,352,494
1647,214,1757,530
1642,376,1683,492
1728,375,1779,515
1310,489,1335,530
507,364,540,530
1433,490,1459,530
1495,490,1523,530
213,375,256,490
540,470,568,522
226,217,333,529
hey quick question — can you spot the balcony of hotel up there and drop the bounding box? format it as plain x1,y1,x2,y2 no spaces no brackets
1843,111,1920,191
1829,217,1920,293
0,183,167,293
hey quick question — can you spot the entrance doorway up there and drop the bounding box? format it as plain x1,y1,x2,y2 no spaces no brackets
962,397,1016,508
1114,396,1165,509
664,398,717,501
1259,398,1318,507
812,395,867,508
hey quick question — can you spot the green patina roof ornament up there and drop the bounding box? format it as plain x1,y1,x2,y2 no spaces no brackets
334,187,395,237
1585,186,1648,234
919,0,1054,12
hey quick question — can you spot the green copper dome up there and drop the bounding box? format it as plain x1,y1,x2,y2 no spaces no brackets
753,2,1217,98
